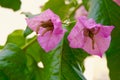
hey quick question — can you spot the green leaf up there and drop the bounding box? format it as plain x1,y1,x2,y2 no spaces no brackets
24,37,46,80
24,27,33,37
0,71,9,80
0,0,21,11
82,0,90,10
37,33,88,80
0,46,4,50
83,0,120,80
24,37,42,63
42,0,77,20
6,30,25,47
25,54,43,80
0,43,29,80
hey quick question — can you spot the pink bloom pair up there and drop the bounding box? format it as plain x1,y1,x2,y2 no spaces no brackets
26,9,114,57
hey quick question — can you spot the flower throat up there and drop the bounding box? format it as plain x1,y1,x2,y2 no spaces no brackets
36,19,54,36
84,28,95,49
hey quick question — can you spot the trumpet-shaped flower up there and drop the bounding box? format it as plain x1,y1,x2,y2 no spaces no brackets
68,16,114,57
26,9,66,52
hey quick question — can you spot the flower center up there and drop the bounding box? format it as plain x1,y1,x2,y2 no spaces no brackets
83,28,100,49
36,19,54,36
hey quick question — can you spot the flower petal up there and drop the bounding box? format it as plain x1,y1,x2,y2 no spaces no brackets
83,35,111,57
74,6,88,19
78,16,97,29
37,29,66,52
98,25,114,37
113,0,120,6
68,21,85,48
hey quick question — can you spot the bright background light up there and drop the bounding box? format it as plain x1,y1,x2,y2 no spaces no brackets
0,0,48,45
0,0,110,80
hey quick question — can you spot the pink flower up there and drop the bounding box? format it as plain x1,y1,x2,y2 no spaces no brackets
26,9,66,52
74,6,88,19
68,16,114,57
113,0,120,6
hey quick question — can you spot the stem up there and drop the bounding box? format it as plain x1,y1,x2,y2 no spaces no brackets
68,3,83,19
62,20,76,25
21,37,37,50
62,3,83,21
